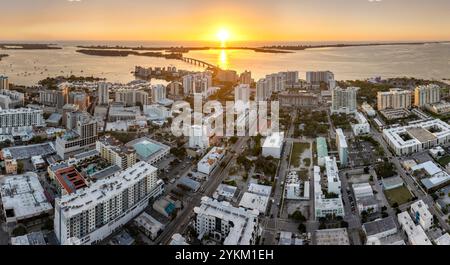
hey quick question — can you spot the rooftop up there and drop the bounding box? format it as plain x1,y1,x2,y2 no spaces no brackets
55,166,87,194
363,216,397,237
315,228,350,245
126,137,169,162
316,137,328,158
0,173,53,221
238,192,269,214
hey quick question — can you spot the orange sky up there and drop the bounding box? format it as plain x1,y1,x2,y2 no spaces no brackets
1,0,450,42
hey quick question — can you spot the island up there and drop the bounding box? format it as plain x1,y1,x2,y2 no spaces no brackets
76,49,183,59
0,43,62,50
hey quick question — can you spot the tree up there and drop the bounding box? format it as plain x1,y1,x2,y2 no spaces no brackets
369,175,374,182
12,225,27,237
291,210,306,222
297,223,306,233
17,161,24,174
229,136,238,144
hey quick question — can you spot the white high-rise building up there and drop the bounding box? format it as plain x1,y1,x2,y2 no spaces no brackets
256,78,270,101
115,89,149,106
0,108,45,134
182,72,212,96
377,88,411,110
151,84,166,103
331,87,358,114
194,196,260,245
265,71,297,93
306,71,335,89
188,125,210,149
54,161,164,245
97,82,110,105
324,156,341,195
239,70,252,85
0,76,9,90
234,84,250,108
414,84,440,107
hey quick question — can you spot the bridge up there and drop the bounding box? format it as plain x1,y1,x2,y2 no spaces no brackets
181,57,219,70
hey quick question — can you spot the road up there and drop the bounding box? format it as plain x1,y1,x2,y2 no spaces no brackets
371,127,450,232
156,137,248,244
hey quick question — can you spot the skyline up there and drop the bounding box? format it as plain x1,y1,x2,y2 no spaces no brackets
0,0,450,42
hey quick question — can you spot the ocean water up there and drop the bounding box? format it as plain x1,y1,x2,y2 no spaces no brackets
0,41,449,86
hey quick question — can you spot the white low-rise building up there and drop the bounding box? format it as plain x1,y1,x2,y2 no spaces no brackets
284,171,309,200
0,172,53,224
134,212,165,240
361,102,376,117
325,156,341,195
197,147,225,175
194,196,260,245
314,166,345,219
435,233,450,245
410,200,433,231
239,192,269,214
262,132,284,159
353,182,378,214
397,211,432,245
351,112,370,136
383,119,450,156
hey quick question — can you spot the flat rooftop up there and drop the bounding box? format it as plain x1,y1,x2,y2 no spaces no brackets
2,142,55,160
55,166,87,194
126,137,169,162
0,173,53,222
315,228,350,245
406,127,437,143
363,216,397,237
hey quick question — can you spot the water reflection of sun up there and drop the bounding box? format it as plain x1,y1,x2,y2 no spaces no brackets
218,49,228,69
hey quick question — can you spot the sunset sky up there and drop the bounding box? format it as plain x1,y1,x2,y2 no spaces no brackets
1,0,450,43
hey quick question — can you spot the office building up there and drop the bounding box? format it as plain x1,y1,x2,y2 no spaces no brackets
0,108,45,134
331,87,358,114
194,196,260,245
377,88,411,110
97,82,110,105
336,128,348,166
382,119,450,156
55,114,98,159
96,135,137,169
54,161,163,245
414,84,440,107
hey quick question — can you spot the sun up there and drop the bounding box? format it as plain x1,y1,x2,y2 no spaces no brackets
216,28,230,46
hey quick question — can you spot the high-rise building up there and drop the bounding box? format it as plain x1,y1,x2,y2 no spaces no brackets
235,84,250,104
55,113,98,159
414,84,441,107
182,72,212,96
331,87,358,114
97,82,110,105
54,161,164,245
167,81,182,97
0,76,9,90
239,70,252,85
115,89,149,106
96,135,137,169
336,128,348,167
193,196,260,245
377,88,412,110
0,108,45,134
256,78,270,101
69,91,90,111
39,85,69,109
306,71,335,90
151,84,166,103
0,89,24,109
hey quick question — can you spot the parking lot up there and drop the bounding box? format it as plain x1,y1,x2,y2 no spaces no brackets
348,140,383,167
